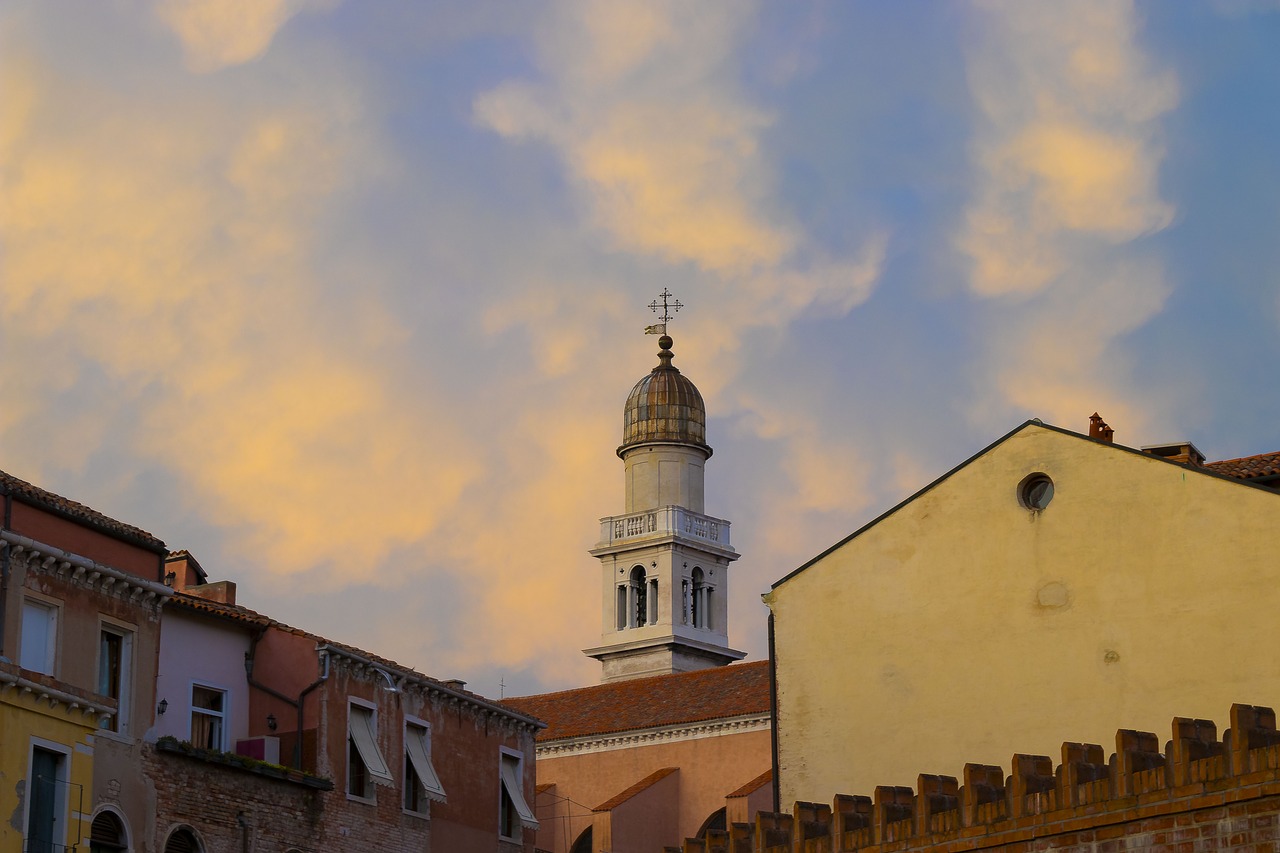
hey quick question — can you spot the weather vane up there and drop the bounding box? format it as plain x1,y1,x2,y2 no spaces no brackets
644,288,682,335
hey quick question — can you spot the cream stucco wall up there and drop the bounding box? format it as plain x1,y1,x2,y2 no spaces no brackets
766,423,1280,805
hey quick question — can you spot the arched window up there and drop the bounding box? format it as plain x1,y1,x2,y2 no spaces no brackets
89,810,128,852
692,568,710,629
629,566,647,628
164,827,202,853
570,826,593,853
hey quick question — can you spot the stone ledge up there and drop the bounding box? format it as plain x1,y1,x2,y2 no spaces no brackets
155,737,334,791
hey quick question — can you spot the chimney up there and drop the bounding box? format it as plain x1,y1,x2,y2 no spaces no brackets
1142,441,1206,467
165,550,208,592
1088,413,1115,443
184,580,238,606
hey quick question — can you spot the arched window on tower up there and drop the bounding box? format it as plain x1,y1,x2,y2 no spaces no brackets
692,567,711,629
629,566,647,628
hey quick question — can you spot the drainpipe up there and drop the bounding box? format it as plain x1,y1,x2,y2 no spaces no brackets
768,611,780,813
0,488,11,660
244,631,329,770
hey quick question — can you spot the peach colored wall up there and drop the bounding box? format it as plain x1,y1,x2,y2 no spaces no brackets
532,727,770,852
10,501,163,579
598,768,680,853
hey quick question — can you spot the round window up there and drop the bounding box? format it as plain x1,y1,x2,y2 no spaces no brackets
1019,473,1054,510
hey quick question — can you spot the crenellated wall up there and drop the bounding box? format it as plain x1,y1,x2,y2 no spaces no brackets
674,702,1280,853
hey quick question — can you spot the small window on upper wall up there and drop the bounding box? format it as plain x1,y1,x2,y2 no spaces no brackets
404,721,447,814
348,701,392,800
498,750,539,839
20,599,58,675
98,626,134,734
190,684,226,751
1019,473,1055,510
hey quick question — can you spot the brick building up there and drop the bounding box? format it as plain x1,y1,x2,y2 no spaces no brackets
145,556,545,852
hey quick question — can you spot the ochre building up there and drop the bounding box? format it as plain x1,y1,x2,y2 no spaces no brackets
765,416,1280,807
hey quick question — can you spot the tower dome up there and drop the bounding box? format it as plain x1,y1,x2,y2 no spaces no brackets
619,335,711,458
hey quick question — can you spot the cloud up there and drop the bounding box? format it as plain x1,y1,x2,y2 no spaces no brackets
957,1,1178,432
474,0,796,276
153,0,333,72
959,0,1176,298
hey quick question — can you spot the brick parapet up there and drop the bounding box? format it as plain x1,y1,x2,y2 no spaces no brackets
678,703,1280,853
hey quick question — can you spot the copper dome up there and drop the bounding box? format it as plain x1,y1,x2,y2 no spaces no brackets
619,336,711,458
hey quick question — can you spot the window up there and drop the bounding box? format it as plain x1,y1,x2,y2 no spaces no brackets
20,599,58,674
347,701,392,799
190,684,226,751
89,810,128,852
692,568,711,629
629,566,647,628
164,827,202,853
25,744,68,853
498,749,538,839
98,626,133,734
404,721,447,814
1019,473,1055,510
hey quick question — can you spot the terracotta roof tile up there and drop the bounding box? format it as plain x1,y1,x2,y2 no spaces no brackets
726,768,772,798
168,592,541,727
594,767,678,812
0,469,166,551
505,660,770,742
1204,450,1280,482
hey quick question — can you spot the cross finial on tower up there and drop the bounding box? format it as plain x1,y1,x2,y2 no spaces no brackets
645,288,683,335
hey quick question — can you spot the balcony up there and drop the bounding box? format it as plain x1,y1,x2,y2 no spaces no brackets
596,506,733,551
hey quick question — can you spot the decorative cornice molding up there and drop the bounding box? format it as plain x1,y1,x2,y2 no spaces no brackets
4,530,172,612
0,664,115,725
536,712,771,758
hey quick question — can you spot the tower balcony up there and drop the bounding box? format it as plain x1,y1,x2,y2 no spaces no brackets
596,506,733,552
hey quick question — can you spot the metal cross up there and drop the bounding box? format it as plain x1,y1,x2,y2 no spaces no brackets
648,288,683,323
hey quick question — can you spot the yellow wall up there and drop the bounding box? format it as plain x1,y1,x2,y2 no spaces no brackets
0,693,96,851
766,424,1280,805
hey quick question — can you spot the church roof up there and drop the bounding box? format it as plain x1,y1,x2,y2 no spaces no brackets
504,660,770,742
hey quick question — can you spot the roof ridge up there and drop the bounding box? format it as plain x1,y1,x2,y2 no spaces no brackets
0,468,166,552
508,659,769,703
593,767,678,812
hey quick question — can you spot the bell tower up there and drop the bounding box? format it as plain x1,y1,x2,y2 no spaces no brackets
584,292,744,682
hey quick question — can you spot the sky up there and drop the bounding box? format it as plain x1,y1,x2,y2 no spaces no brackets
2,1,1279,699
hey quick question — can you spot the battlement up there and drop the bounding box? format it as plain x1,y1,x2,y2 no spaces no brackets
673,703,1280,853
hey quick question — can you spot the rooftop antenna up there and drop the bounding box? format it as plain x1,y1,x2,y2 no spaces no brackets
645,287,682,335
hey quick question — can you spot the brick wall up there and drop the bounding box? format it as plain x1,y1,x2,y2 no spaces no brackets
674,702,1280,853
144,743,332,852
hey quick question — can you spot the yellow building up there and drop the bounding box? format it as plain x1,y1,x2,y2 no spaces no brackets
764,418,1280,806
0,665,104,852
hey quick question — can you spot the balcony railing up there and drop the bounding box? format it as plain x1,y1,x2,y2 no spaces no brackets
597,506,733,550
